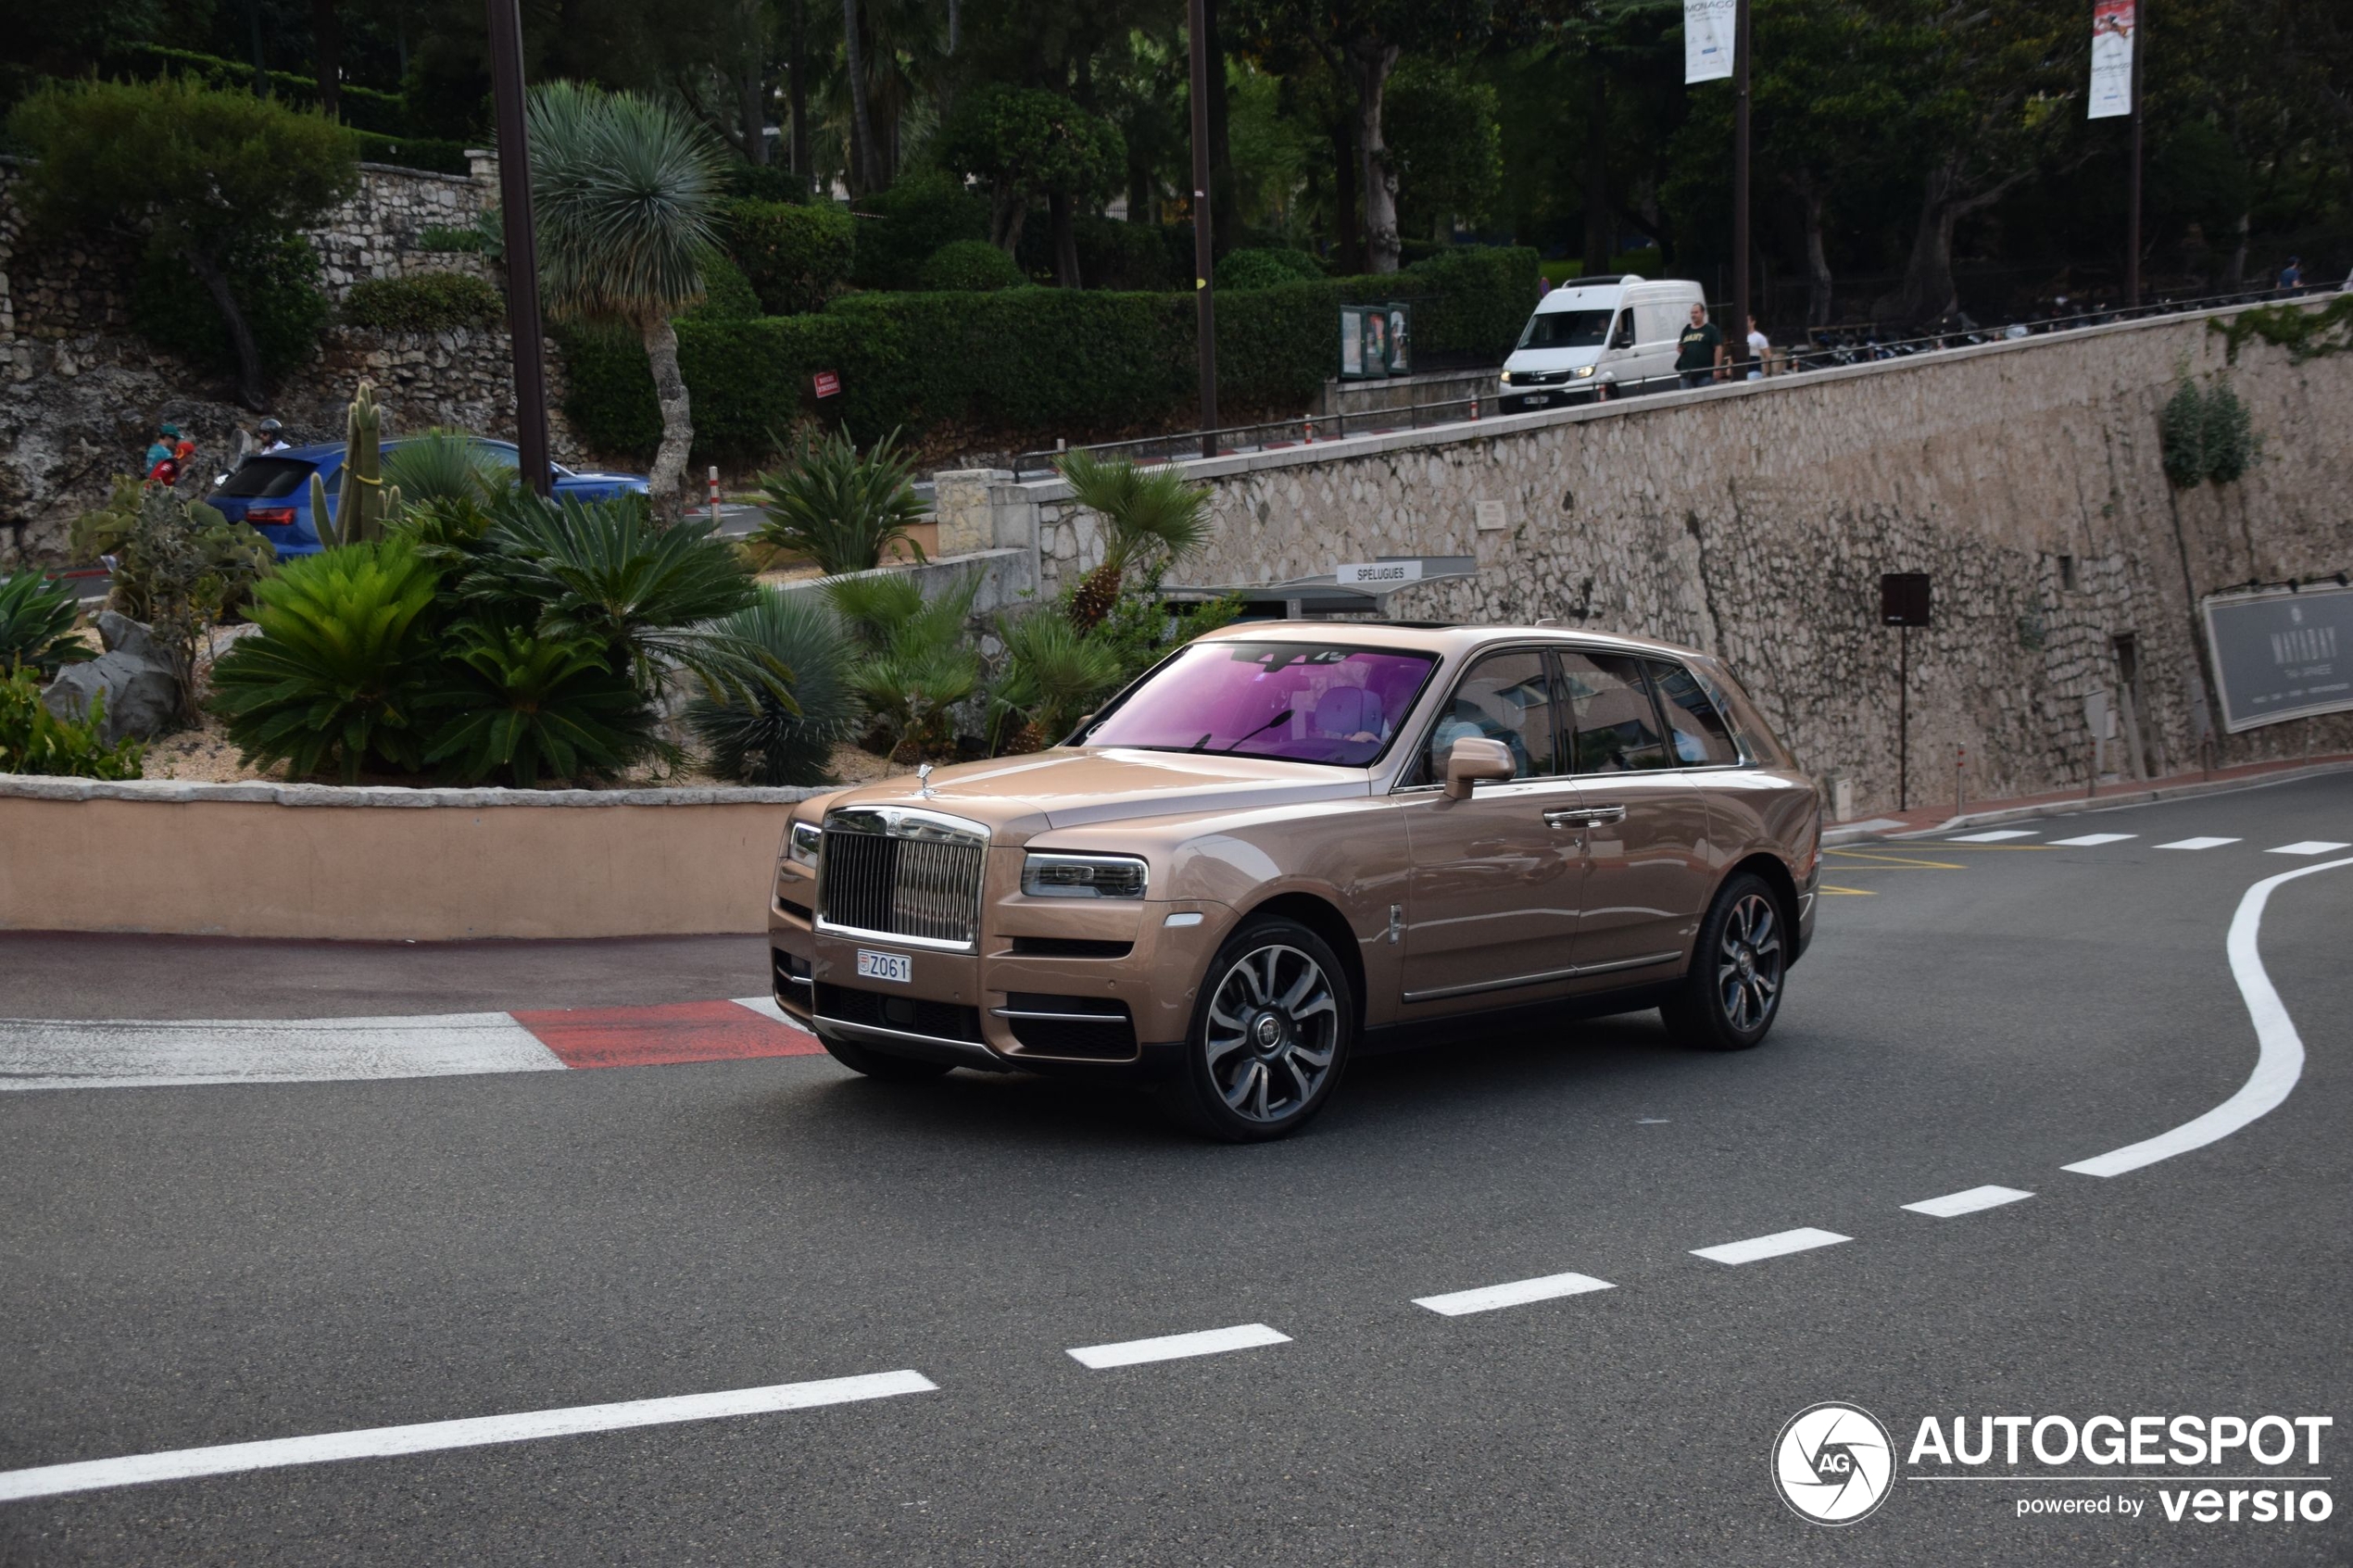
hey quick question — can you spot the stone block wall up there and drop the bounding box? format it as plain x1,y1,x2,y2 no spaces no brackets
937,300,2353,815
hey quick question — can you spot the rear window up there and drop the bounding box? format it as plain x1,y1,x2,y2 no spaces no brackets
1518,309,1613,350
215,458,315,499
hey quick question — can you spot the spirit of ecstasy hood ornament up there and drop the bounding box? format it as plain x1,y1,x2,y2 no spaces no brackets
916,761,936,798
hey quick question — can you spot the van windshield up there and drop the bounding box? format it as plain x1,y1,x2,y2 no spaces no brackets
1518,309,1614,349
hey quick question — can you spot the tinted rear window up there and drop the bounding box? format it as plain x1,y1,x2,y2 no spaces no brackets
215,458,315,499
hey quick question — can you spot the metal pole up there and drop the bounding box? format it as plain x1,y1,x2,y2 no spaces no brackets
485,0,551,496
1897,624,1910,811
1187,0,1219,458
2124,0,2144,307
1730,0,1753,374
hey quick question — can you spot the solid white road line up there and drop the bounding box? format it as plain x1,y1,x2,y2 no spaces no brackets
1690,1227,1851,1265
2049,833,2137,847
730,996,805,1028
2267,840,2352,857
1902,1185,2034,1218
1066,1323,1290,1369
2155,836,2242,850
2064,855,2353,1178
0,1014,562,1092
0,1371,937,1504
1414,1273,1616,1316
1949,829,2039,841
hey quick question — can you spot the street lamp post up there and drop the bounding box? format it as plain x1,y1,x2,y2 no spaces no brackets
485,0,552,496
2125,0,2145,307
1730,0,1752,374
1187,0,1219,458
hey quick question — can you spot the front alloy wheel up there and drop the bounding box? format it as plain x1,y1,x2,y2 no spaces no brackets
1164,917,1355,1141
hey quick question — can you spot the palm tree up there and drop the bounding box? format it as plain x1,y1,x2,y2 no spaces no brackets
1053,451,1215,631
526,82,726,515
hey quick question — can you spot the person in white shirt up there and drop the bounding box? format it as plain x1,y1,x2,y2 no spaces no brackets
1745,316,1770,380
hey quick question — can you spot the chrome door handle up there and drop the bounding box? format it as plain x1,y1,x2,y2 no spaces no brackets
1577,804,1628,823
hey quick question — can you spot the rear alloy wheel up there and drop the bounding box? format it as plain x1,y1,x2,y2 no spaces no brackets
1163,917,1354,1142
1662,873,1787,1051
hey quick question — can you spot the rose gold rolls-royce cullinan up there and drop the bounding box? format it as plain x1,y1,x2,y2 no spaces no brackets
769,621,1821,1140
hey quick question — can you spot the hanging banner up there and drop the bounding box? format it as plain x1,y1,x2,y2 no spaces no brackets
2202,586,2353,732
1684,0,1736,83
2087,0,2135,119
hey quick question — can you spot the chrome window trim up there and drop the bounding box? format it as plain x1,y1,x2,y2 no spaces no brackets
811,918,977,954
1400,948,1682,1004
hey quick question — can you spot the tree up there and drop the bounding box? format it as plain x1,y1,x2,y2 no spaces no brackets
1054,451,1213,631
1385,61,1503,240
527,82,728,512
6,78,358,410
937,85,1124,283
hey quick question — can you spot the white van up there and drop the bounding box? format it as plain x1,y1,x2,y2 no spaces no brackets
1497,275,1709,411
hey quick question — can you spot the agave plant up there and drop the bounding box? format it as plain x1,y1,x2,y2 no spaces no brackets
687,587,860,786
384,430,502,510
424,620,658,787
755,428,927,576
824,570,981,764
527,81,727,512
988,608,1121,754
0,571,93,677
1053,450,1214,631
208,541,445,783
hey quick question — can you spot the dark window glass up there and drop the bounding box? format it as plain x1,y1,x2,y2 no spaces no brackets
1648,659,1741,765
1423,650,1560,782
1517,309,1614,350
1558,650,1670,772
1608,311,1635,349
214,458,315,499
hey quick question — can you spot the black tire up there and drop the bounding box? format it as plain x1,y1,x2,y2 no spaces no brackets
818,1032,956,1082
1159,916,1355,1143
1661,872,1789,1051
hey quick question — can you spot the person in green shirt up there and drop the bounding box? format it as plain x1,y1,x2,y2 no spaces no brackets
1677,305,1726,388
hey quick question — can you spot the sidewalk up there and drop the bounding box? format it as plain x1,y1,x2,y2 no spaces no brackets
1821,752,2353,845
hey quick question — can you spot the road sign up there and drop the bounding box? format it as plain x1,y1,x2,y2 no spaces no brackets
812,370,841,399
1336,559,1424,588
2202,585,2353,732
1881,572,1931,626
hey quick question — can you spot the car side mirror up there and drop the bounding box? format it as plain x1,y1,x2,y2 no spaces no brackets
1442,736,1516,799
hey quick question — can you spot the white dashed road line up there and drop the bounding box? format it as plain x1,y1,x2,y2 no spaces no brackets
2155,836,2242,850
1902,1185,2034,1218
2049,833,2137,847
0,1014,563,1092
1949,829,2039,841
1690,1228,1851,1265
1066,1323,1291,1370
1413,1273,1616,1316
0,1371,937,1504
2267,840,2351,856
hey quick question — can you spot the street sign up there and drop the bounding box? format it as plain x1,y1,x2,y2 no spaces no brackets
1336,559,1424,588
1881,572,1932,626
812,370,841,398
2202,585,2353,732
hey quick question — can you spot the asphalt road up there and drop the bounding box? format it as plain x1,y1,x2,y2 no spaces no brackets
3,773,2349,1566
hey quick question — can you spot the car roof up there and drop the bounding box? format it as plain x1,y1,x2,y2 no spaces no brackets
265,436,518,464
1189,621,1709,664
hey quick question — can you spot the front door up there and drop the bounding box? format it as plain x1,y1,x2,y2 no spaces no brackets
1401,649,1585,1006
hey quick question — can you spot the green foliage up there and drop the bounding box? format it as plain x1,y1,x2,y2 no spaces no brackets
686,251,761,320
71,482,273,719
720,199,855,313
756,429,928,576
1085,568,1246,687
342,270,504,332
2159,376,2260,488
527,81,728,326
848,171,991,291
130,232,329,382
422,621,659,787
937,87,1125,243
688,588,862,785
416,225,493,254
2212,297,2353,365
721,161,809,203
826,571,982,764
1214,247,1325,290
324,380,397,547
1385,61,1504,236
2159,382,2208,488
208,542,445,783
919,239,1030,292
342,132,472,175
1054,449,1214,629
987,608,1122,752
99,43,414,136
2202,383,2256,485
0,571,93,677
384,432,502,510
0,671,145,780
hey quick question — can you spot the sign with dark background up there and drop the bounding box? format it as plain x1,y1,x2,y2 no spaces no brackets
2203,586,2353,732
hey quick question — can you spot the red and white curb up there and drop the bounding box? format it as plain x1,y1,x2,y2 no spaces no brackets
0,997,821,1092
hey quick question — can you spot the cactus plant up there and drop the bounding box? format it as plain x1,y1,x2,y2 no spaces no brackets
314,379,403,547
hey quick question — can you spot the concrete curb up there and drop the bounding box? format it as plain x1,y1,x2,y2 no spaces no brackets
0,775,826,809
1819,759,2353,845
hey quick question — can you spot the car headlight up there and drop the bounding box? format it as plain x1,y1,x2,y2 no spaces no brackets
1572,364,1597,378
1022,852,1149,898
786,820,822,867
1499,370,1515,384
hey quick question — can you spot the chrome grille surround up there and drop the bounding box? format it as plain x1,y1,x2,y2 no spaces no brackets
815,806,990,951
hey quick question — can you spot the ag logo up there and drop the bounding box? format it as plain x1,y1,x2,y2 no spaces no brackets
1773,1402,1894,1524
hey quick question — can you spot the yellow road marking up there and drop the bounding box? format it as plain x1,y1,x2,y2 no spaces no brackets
1823,849,1967,870
1817,884,1877,896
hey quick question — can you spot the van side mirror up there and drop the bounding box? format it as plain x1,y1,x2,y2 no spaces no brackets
1442,736,1516,799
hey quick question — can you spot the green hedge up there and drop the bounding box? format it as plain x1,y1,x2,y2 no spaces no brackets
105,44,413,135
560,245,1539,463
343,270,503,331
345,130,472,175
721,198,854,314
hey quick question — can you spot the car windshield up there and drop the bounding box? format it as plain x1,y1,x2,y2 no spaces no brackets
1517,308,1613,349
213,458,314,499
1087,642,1438,767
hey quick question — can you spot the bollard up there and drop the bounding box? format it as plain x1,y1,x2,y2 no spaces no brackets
1470,394,1481,420
1302,415,1315,444
1955,744,1966,818
708,466,721,529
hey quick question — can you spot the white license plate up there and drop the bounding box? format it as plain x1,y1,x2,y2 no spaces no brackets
856,949,912,984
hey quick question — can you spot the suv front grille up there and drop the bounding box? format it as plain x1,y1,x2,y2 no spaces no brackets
997,993,1139,1061
814,982,984,1043
817,807,988,947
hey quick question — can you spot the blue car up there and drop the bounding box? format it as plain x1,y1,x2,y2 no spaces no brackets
207,438,651,558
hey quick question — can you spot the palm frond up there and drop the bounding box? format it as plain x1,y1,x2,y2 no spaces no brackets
756,428,927,576
527,81,728,323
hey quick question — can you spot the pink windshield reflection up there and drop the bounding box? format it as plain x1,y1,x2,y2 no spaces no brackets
1088,643,1437,766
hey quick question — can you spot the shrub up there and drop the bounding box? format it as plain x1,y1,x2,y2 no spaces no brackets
0,571,93,677
689,588,862,785
416,225,491,254
722,198,855,313
344,132,472,174
2203,383,2255,483
988,608,1121,753
1214,248,1323,289
343,270,504,332
131,232,331,383
2159,376,2259,488
849,170,990,290
687,252,762,320
0,671,145,780
71,483,274,720
757,429,928,575
722,161,809,203
423,621,659,786
826,570,982,763
384,431,503,508
2159,382,2207,487
919,239,1029,293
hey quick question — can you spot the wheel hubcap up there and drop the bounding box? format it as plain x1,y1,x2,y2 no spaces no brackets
1203,944,1340,1123
1715,894,1784,1033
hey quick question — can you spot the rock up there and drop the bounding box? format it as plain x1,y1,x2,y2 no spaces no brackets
42,634,181,746
95,609,165,663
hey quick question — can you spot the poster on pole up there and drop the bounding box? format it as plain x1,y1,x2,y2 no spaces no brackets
1684,0,1736,83
2201,586,2353,732
2087,0,2135,119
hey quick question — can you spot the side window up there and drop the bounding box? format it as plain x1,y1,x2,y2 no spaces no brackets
1423,650,1560,782
1647,659,1741,765
1608,311,1635,350
1557,651,1670,772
